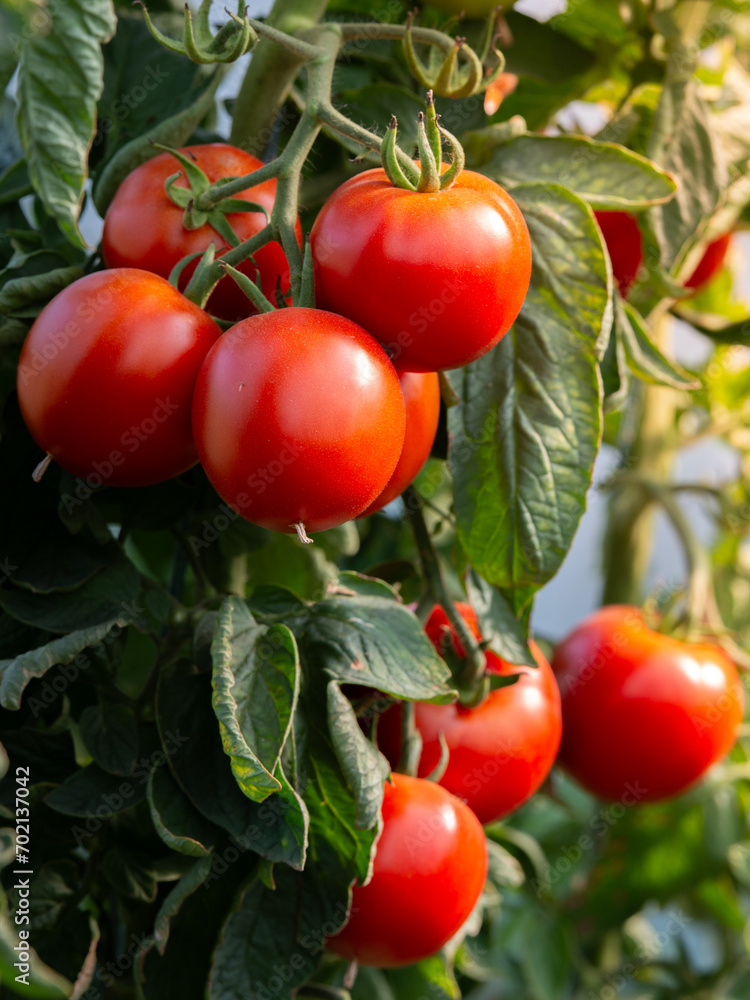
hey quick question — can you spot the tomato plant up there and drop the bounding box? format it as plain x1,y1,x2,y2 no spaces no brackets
191,307,406,534
327,773,488,968
378,603,562,823
17,268,221,486
359,370,440,517
552,605,744,802
102,143,299,321
4,1,750,998
309,168,531,371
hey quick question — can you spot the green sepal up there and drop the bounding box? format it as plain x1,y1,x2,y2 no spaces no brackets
217,261,276,314
381,118,418,191
299,238,316,309
136,0,257,65
416,114,440,193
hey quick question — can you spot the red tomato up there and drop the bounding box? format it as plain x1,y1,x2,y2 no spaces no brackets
309,169,531,372
685,232,732,292
594,211,644,297
327,773,487,967
16,269,221,487
552,605,745,803
191,307,406,534
101,144,301,322
359,370,440,517
378,604,562,823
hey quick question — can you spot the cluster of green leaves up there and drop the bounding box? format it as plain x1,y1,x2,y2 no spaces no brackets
2,0,750,998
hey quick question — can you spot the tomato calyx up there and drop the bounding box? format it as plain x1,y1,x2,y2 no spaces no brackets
136,0,256,65
402,9,506,99
381,92,465,193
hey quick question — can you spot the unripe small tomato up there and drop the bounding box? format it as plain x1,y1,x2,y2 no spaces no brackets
327,773,487,968
552,605,745,802
359,370,440,517
191,307,406,535
17,269,221,487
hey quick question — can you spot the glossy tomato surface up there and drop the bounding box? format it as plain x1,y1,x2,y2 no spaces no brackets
378,603,562,823
192,307,406,534
309,168,531,372
359,370,440,516
685,232,732,291
102,144,300,321
552,605,745,802
327,773,487,967
17,269,221,487
594,210,644,297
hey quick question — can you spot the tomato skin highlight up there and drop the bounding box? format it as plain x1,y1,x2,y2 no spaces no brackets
191,307,406,534
310,168,532,372
359,370,440,517
327,773,487,968
552,605,745,803
378,603,562,823
685,232,732,291
16,269,222,487
594,211,644,297
101,144,300,322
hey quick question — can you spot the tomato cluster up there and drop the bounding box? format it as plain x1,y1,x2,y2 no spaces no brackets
595,210,732,297
17,142,530,537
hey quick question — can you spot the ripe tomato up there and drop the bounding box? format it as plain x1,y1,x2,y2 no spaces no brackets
309,169,531,372
191,307,406,534
685,232,732,292
594,211,643,297
327,773,487,967
359,370,440,517
101,143,301,322
378,603,562,823
551,605,745,803
16,269,221,487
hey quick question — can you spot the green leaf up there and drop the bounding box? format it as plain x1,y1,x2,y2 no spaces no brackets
0,619,123,709
211,598,300,802
101,846,158,902
448,184,606,602
617,298,699,390
0,559,141,633
299,593,454,702
16,0,116,246
465,570,532,665
153,854,214,955
148,763,218,857
519,915,576,1000
648,79,723,271
0,265,84,316
466,131,676,210
156,660,309,869
79,700,139,776
327,680,389,830
45,762,146,817
21,861,78,931
387,955,460,1000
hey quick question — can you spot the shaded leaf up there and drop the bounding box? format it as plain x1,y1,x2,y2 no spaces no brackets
617,298,699,390
45,763,147,817
16,0,116,245
448,184,606,604
153,854,214,955
465,570,532,666
79,700,139,775
148,762,218,857
211,598,300,802
327,680,389,830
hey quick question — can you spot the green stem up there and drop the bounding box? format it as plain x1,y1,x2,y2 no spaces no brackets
230,0,329,154
339,22,454,54
397,701,423,776
402,486,486,701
